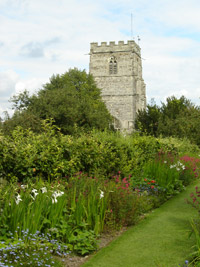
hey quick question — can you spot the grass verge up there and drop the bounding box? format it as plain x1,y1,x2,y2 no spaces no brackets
83,181,200,267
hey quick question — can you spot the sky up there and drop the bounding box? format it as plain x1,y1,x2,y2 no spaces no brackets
0,0,200,117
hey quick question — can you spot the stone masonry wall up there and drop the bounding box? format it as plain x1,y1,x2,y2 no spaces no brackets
89,40,146,132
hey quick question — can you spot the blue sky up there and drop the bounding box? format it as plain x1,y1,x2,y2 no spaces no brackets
0,0,200,117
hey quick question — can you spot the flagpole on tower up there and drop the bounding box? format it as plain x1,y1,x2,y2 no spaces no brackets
131,13,133,39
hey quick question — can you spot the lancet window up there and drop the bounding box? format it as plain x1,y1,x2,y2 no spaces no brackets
109,57,117,74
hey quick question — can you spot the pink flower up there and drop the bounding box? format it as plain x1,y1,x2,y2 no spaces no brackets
122,178,127,183
193,197,197,203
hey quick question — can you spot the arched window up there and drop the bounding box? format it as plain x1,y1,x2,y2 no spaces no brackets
109,57,117,75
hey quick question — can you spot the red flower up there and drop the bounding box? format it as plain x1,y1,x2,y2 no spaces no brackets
144,178,147,181
151,180,156,183
123,178,127,183
193,197,197,203
151,185,154,189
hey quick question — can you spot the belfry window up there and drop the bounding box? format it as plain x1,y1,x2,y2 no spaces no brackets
109,57,117,74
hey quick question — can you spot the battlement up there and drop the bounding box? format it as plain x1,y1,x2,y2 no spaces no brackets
90,40,141,54
89,39,146,133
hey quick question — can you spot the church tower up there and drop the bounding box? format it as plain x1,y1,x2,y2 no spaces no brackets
89,40,146,132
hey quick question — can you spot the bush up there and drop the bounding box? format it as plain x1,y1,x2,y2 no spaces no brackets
0,121,175,183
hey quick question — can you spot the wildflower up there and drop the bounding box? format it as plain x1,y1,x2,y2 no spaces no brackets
151,180,156,183
53,190,64,198
31,189,38,200
193,197,197,203
41,187,47,193
15,194,22,205
21,184,27,189
99,190,104,199
151,185,154,189
52,190,64,204
122,177,127,183
144,178,147,181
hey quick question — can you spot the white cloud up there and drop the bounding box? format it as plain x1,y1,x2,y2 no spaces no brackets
0,0,200,117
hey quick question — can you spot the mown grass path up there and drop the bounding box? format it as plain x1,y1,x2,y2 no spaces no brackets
83,181,200,267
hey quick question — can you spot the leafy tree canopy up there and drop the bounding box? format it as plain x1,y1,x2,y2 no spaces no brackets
2,69,112,135
135,95,200,146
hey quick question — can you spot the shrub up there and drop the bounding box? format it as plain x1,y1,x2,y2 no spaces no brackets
0,122,175,183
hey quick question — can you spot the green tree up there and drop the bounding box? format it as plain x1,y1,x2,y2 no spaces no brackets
135,95,200,145
157,96,196,137
3,69,112,135
135,103,161,136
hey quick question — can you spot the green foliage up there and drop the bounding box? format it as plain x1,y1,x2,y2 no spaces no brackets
2,68,112,135
158,136,200,155
135,95,200,146
0,121,68,182
0,128,199,262
105,174,140,228
0,173,142,255
0,230,67,266
0,181,66,238
186,187,200,265
0,121,174,182
135,104,161,136
67,228,98,255
134,152,200,198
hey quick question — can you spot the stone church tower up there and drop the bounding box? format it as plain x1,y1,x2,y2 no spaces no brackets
89,40,146,132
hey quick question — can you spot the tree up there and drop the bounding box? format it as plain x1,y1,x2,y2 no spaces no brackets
3,69,112,135
157,96,195,137
135,95,200,145
135,103,161,136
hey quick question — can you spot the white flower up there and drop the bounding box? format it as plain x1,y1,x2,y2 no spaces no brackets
164,161,167,164
32,189,38,194
41,187,47,193
52,190,64,198
99,190,104,199
52,197,58,204
15,194,22,205
31,189,38,200
21,184,27,189
51,190,64,204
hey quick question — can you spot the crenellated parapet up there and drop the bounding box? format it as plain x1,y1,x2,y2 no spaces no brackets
89,40,146,133
90,40,141,55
